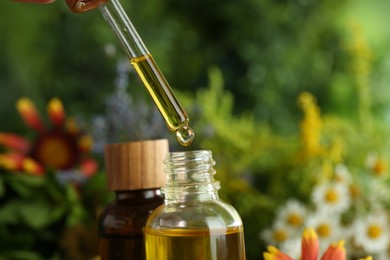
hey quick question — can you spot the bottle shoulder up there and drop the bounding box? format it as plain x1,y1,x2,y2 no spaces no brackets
146,199,242,230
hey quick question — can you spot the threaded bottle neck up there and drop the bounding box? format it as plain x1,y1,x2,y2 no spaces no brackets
162,150,220,203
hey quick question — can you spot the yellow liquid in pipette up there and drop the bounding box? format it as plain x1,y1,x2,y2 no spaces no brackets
131,54,194,146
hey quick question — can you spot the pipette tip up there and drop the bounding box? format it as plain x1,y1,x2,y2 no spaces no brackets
176,125,195,146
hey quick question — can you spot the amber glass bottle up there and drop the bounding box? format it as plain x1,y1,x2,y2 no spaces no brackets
145,150,246,260
98,139,168,260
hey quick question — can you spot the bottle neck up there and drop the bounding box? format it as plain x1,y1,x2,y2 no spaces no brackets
115,188,163,203
162,150,220,204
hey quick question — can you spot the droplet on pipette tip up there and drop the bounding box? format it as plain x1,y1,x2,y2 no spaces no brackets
176,125,195,146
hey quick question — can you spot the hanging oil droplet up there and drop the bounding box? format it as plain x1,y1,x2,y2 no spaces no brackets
176,125,195,146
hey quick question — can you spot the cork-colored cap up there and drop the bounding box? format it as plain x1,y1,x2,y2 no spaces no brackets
104,139,168,191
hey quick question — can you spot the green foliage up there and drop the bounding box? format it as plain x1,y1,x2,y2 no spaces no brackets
179,63,390,257
4,0,389,133
0,171,109,259
1,0,390,259
179,67,306,258
128,0,355,131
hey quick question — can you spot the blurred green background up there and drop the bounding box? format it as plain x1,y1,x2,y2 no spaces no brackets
1,0,388,131
1,0,390,259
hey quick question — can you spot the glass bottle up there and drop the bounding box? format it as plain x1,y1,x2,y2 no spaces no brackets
144,150,246,260
98,139,169,260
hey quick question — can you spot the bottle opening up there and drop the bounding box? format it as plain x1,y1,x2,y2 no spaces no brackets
164,150,215,169
162,150,220,201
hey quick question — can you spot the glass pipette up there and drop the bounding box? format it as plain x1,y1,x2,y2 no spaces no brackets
65,0,195,146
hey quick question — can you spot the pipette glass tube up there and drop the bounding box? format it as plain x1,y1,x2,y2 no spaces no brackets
65,0,195,146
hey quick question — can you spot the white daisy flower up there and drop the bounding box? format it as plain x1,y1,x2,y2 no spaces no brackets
334,164,352,184
260,221,293,245
366,178,390,209
352,212,390,253
311,181,350,214
275,199,307,231
375,251,390,260
280,236,302,259
366,152,388,177
305,212,344,253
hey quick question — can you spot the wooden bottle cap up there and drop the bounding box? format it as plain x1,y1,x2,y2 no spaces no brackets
104,139,169,191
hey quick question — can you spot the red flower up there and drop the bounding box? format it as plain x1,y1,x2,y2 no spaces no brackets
0,97,97,178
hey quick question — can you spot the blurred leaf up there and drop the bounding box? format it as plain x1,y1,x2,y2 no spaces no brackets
0,251,42,260
18,200,53,229
0,175,4,198
6,174,46,198
43,172,67,201
82,171,113,206
63,184,87,226
48,205,68,224
65,183,79,203
0,201,20,224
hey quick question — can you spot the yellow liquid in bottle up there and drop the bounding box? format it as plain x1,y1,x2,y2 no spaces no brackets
131,54,194,146
144,226,246,260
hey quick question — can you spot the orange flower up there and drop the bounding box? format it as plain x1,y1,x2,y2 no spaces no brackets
263,227,350,260
0,97,97,179
302,227,319,260
263,246,293,260
321,240,345,260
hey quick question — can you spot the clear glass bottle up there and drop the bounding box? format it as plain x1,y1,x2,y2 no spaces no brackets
98,139,168,260
145,150,246,260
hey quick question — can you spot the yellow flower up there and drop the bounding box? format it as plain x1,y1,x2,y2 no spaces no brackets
358,257,372,260
344,21,372,130
298,92,322,157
